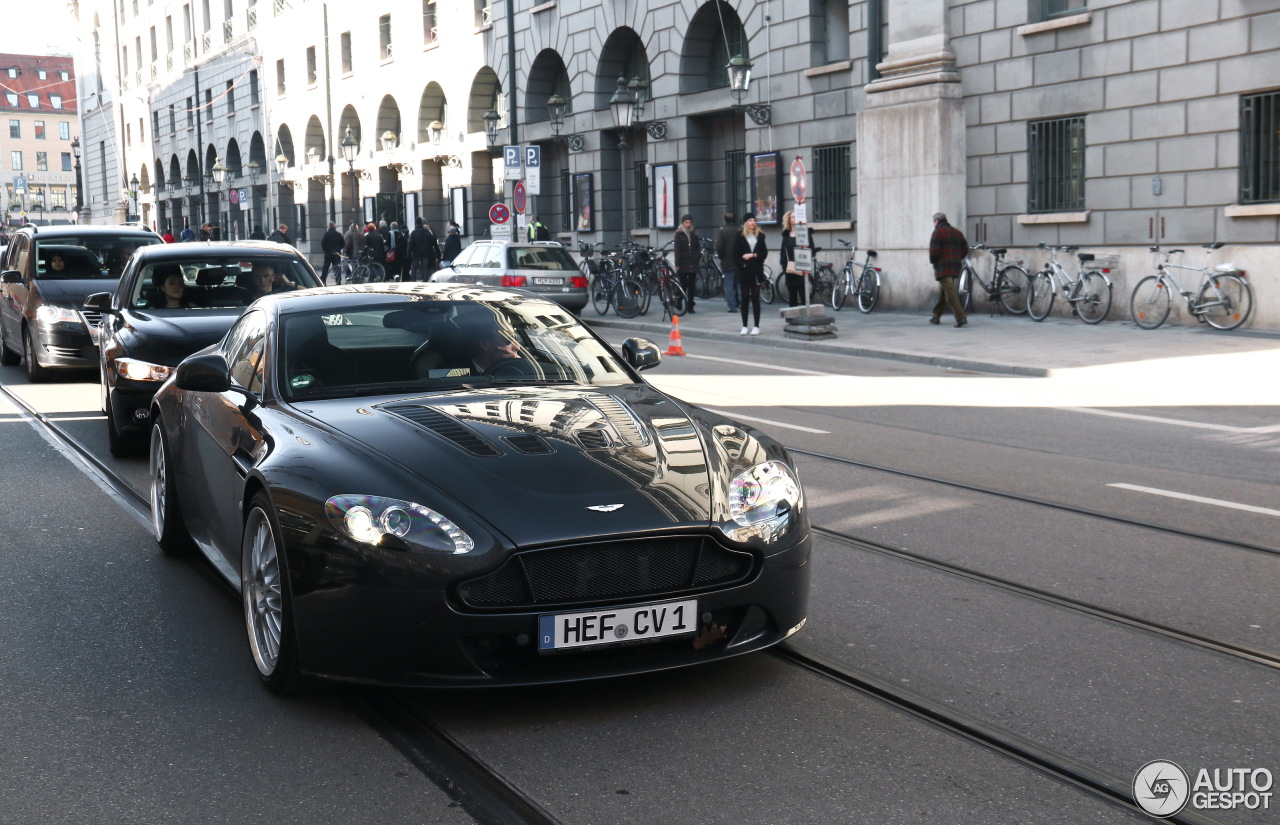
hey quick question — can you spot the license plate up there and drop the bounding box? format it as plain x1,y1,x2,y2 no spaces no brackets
538,599,697,651
533,277,563,285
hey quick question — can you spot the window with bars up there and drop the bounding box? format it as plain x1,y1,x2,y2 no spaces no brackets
341,32,352,73
1240,90,1280,204
634,161,650,229
423,0,438,45
306,47,317,86
725,150,745,217
226,80,235,113
1035,0,1085,21
812,144,851,221
379,15,393,60
1027,116,1085,213
275,58,286,96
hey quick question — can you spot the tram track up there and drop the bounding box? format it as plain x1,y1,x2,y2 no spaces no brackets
791,447,1280,558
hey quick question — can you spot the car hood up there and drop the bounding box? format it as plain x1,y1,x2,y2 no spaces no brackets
291,384,752,547
38,278,120,306
119,308,242,363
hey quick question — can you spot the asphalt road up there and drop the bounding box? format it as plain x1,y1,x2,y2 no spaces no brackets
1,330,1276,824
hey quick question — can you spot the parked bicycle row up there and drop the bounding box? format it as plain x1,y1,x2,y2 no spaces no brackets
956,242,1253,331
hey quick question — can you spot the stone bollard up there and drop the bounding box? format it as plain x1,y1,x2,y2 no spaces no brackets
779,304,837,340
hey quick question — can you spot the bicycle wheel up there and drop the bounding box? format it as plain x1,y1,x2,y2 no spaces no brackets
366,263,386,283
665,281,689,316
350,263,369,284
591,277,613,315
1075,270,1112,325
1129,275,1171,329
612,279,644,319
956,266,973,314
856,269,880,313
813,265,835,303
1197,273,1252,331
773,273,790,305
759,274,776,305
1027,272,1055,321
996,263,1031,315
831,270,850,311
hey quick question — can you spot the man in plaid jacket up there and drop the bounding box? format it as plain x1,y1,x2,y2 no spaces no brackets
928,212,969,327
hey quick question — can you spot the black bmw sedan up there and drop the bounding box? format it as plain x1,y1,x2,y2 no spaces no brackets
149,283,810,691
86,241,321,455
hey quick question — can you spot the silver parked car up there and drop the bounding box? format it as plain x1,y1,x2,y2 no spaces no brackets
432,240,588,312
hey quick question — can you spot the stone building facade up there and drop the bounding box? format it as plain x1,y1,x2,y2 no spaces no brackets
0,54,80,228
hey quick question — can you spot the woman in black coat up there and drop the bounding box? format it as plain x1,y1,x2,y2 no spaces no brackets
732,213,768,335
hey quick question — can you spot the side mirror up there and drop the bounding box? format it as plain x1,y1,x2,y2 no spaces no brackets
1,270,21,285
174,352,232,393
621,337,662,372
83,292,115,313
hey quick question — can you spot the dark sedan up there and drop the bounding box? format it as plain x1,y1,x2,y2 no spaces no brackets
87,242,322,455
149,283,810,691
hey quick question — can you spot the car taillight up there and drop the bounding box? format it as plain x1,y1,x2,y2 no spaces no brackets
570,276,587,288
501,275,527,287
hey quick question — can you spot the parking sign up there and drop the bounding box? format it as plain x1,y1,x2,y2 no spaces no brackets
525,145,541,195
504,145,522,181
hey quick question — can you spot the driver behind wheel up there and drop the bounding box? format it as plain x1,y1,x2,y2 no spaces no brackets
458,312,537,378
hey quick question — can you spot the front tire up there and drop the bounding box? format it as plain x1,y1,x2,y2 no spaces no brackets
0,325,19,366
150,423,192,556
1130,275,1171,329
23,326,52,382
759,274,776,305
1198,274,1252,331
997,264,1031,315
243,493,305,693
1027,273,1055,321
1075,270,1112,325
831,272,849,311
591,278,612,315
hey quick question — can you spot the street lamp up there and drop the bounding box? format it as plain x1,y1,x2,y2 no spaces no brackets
483,109,501,147
340,125,359,227
126,174,139,222
211,158,229,240
546,94,584,152
727,54,772,125
70,137,82,220
380,130,397,152
247,160,261,238
609,77,636,241
429,120,462,167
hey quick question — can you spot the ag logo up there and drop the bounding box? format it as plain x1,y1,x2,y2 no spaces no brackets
1133,760,1190,817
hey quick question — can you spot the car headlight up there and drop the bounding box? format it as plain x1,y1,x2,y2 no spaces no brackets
115,357,174,382
325,494,475,554
35,304,81,325
724,461,802,544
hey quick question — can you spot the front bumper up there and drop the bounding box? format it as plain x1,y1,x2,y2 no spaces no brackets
30,324,97,370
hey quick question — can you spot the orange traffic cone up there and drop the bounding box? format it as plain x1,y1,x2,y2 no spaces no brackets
666,315,686,356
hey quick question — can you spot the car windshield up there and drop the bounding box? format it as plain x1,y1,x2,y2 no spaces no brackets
34,234,162,279
130,257,321,310
279,299,634,400
507,246,577,272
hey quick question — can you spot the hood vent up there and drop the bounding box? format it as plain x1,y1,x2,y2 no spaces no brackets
387,404,501,456
502,433,553,454
575,429,613,450
590,396,649,447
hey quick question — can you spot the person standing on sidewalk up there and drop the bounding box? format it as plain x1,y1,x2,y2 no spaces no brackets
320,221,344,284
779,210,805,308
408,216,440,281
715,212,739,313
733,213,768,335
673,214,700,314
928,212,969,327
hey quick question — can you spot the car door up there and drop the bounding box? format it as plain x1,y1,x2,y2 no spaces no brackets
186,309,269,564
0,236,32,345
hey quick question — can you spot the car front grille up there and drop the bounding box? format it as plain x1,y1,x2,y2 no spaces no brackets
456,536,754,610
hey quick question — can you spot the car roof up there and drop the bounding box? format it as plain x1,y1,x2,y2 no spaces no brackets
132,241,305,261
262,282,559,314
16,224,162,240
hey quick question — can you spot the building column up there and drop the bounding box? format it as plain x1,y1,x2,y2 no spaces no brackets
856,0,966,307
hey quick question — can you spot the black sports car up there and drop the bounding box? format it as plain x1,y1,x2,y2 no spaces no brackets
86,242,322,455
149,283,809,691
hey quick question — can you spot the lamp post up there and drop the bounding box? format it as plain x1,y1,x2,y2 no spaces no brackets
211,158,228,240
274,154,289,235
340,125,358,227
70,137,82,221
727,54,772,125
246,160,261,238
608,77,636,241
126,174,139,222
483,109,500,148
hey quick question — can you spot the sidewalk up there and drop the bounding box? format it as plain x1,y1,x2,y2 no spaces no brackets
584,301,1280,379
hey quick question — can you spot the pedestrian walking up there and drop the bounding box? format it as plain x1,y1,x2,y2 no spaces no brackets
179,222,195,242
715,212,739,312
269,223,292,245
780,210,804,308
408,217,440,281
320,221,344,284
928,212,969,327
528,216,551,242
249,224,266,240
343,221,363,259
441,223,462,267
733,213,768,335
673,214,700,314
363,222,386,267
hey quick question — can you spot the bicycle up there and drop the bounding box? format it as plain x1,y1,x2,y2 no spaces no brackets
774,246,835,306
1129,243,1252,331
1027,243,1112,324
831,239,882,313
697,238,724,298
956,243,1031,315
346,251,387,284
